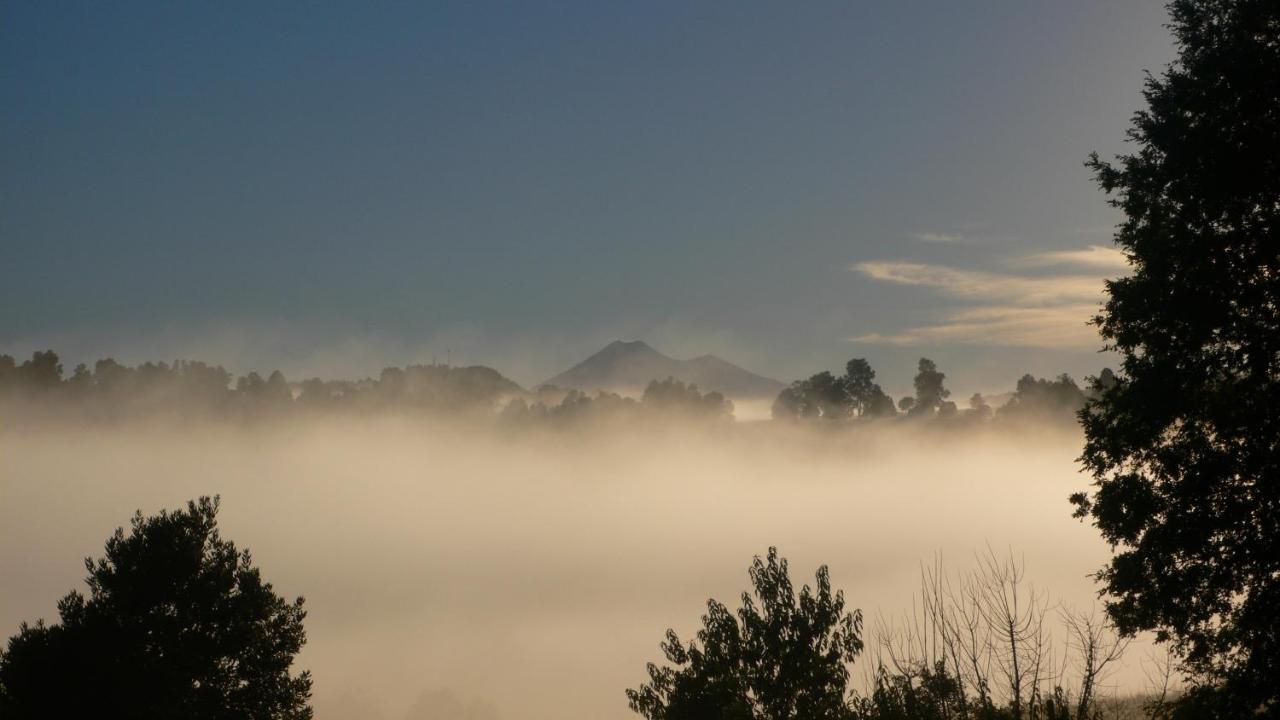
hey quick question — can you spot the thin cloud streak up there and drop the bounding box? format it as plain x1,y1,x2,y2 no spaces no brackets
850,246,1119,350
1016,245,1129,271
852,261,1102,306
913,232,963,243
851,305,1100,349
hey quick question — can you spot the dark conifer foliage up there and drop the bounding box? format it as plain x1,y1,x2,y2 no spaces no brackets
1072,0,1280,714
0,498,313,719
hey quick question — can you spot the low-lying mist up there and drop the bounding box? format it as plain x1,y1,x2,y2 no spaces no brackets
0,417,1155,720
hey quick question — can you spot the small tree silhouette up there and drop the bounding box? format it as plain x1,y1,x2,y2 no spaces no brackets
627,548,863,720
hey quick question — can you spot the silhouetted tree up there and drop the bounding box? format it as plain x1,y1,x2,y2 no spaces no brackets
808,371,850,420
967,393,992,420
236,371,268,395
265,370,292,402
772,375,838,420
998,374,1086,422
66,363,93,392
865,391,898,419
842,359,896,419
92,357,132,395
627,548,863,720
0,354,15,384
852,664,974,720
296,378,332,408
0,497,312,719
642,377,734,419
174,360,234,410
536,388,640,424
20,350,62,389
842,359,877,416
772,359,895,421
1072,0,1280,714
772,385,807,420
909,359,949,416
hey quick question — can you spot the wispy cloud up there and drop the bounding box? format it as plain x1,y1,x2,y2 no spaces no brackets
1016,245,1128,271
852,261,1101,306
850,245,1121,349
913,232,963,243
851,305,1100,349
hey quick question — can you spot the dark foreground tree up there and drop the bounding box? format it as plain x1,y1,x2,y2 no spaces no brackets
627,548,863,720
1072,0,1280,715
0,497,312,719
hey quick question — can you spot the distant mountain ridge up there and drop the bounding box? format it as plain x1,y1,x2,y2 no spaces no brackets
540,340,785,399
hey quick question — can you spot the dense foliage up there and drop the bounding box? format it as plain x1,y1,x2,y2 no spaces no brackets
0,497,312,719
851,665,1076,720
627,548,864,720
772,358,896,421
773,356,1089,424
1072,0,1280,715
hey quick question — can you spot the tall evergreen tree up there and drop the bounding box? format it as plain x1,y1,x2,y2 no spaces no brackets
1072,0,1280,714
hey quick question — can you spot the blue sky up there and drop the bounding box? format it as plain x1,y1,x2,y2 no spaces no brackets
1,2,1174,396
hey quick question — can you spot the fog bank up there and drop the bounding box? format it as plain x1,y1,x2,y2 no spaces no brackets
0,419,1152,719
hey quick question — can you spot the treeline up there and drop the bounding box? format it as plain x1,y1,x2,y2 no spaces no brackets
0,350,732,424
1,348,1108,428
773,356,1116,426
0,350,521,419
502,378,733,426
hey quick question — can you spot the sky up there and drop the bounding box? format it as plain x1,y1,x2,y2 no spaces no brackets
0,1,1175,398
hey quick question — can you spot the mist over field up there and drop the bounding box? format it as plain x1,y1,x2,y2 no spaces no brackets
10,1,1274,714
0,416,1157,720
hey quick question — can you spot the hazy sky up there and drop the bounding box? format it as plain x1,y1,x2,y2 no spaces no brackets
1,2,1174,396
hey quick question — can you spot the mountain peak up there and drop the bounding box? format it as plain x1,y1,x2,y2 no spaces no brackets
602,339,658,353
541,341,784,399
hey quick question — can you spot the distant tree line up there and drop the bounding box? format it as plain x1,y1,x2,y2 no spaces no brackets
1,349,1111,429
772,356,1114,426
0,350,523,419
0,350,733,425
500,377,734,427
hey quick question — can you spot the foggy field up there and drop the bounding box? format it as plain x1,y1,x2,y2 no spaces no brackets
0,419,1154,720
5,0,1273,714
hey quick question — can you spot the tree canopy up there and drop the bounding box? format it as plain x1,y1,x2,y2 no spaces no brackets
626,548,863,720
998,374,1086,422
1072,0,1280,714
909,359,950,417
0,497,313,719
771,358,896,421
